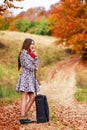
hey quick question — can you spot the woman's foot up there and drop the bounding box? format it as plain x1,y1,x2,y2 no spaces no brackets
20,119,34,124
19,115,34,124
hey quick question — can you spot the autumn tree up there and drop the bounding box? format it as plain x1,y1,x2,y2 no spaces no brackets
0,0,23,15
49,0,87,58
16,7,47,20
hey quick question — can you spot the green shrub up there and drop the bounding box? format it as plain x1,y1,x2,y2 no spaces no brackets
30,18,51,35
14,18,50,35
14,19,30,32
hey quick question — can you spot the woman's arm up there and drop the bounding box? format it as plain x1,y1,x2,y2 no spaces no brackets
20,50,38,71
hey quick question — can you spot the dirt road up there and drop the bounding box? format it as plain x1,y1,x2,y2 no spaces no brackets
0,55,87,130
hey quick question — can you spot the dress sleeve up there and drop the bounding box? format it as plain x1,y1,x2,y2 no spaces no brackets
20,50,38,71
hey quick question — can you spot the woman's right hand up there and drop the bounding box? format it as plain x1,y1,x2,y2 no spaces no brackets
32,49,37,56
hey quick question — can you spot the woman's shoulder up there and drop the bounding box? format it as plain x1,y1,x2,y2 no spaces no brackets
20,49,34,60
20,49,38,61
20,49,28,58
20,49,28,56
21,49,28,54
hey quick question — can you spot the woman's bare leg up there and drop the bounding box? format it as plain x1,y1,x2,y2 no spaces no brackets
20,92,27,116
25,92,35,115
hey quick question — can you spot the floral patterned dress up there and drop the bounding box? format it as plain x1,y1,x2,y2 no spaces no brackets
16,49,40,93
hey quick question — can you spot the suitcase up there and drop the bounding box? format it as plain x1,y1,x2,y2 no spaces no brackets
34,71,49,123
35,94,49,123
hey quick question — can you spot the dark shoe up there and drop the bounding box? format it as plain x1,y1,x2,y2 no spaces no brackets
19,115,34,124
20,119,34,124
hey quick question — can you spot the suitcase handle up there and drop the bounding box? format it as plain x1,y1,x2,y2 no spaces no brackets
34,70,37,96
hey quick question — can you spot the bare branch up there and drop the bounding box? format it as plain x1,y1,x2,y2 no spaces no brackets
0,0,24,15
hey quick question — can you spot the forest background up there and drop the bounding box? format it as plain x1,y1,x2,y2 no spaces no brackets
0,0,87,57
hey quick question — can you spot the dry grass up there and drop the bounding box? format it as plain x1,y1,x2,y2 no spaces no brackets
75,70,87,101
0,31,64,100
0,31,57,46
0,31,58,64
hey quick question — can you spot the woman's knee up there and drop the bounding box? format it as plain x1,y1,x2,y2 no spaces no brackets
28,92,35,101
21,91,28,99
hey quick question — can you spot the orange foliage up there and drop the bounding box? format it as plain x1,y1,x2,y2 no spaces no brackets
16,7,47,21
49,0,87,55
8,17,18,31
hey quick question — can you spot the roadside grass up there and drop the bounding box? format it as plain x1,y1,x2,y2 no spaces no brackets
75,70,87,102
37,44,70,81
0,88,20,105
0,64,20,104
0,31,71,102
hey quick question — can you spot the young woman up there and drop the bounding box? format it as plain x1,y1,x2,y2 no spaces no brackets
16,38,40,124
